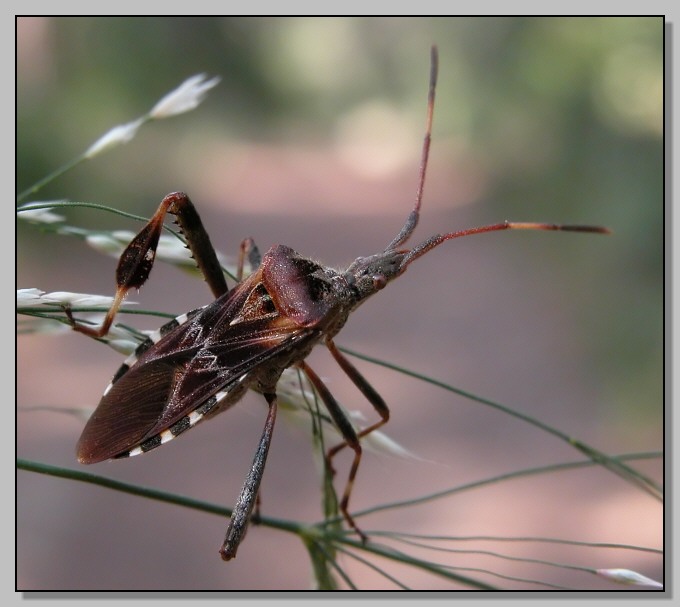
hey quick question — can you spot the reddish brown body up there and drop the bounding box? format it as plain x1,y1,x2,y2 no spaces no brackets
67,46,608,561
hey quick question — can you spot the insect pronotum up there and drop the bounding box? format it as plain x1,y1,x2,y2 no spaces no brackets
66,45,609,561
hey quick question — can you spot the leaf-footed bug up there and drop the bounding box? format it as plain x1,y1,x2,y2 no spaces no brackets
66,45,610,560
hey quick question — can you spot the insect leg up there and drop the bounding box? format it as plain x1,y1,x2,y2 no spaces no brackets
298,361,368,543
166,192,229,298
66,192,227,338
220,392,278,561
324,338,390,460
237,237,262,280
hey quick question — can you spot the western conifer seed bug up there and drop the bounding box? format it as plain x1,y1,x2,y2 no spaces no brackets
66,45,610,561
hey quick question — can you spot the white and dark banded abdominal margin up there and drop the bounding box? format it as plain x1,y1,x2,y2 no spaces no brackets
114,379,245,458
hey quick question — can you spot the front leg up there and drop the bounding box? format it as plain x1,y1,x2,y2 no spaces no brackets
298,361,368,544
325,338,390,457
67,191,228,338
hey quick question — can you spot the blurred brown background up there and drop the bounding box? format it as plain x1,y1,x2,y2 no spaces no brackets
17,17,663,590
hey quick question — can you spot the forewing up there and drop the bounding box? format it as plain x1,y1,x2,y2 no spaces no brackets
77,270,319,463
76,354,197,463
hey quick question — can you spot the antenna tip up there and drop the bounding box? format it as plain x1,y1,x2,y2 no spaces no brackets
561,225,612,235
430,45,439,69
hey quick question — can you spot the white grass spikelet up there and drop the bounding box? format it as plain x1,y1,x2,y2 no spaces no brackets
17,203,66,224
150,74,221,119
84,118,145,159
595,568,663,589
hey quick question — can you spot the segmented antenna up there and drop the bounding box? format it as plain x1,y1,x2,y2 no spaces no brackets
386,44,438,251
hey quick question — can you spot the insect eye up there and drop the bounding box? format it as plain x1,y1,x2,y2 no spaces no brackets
372,274,388,290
